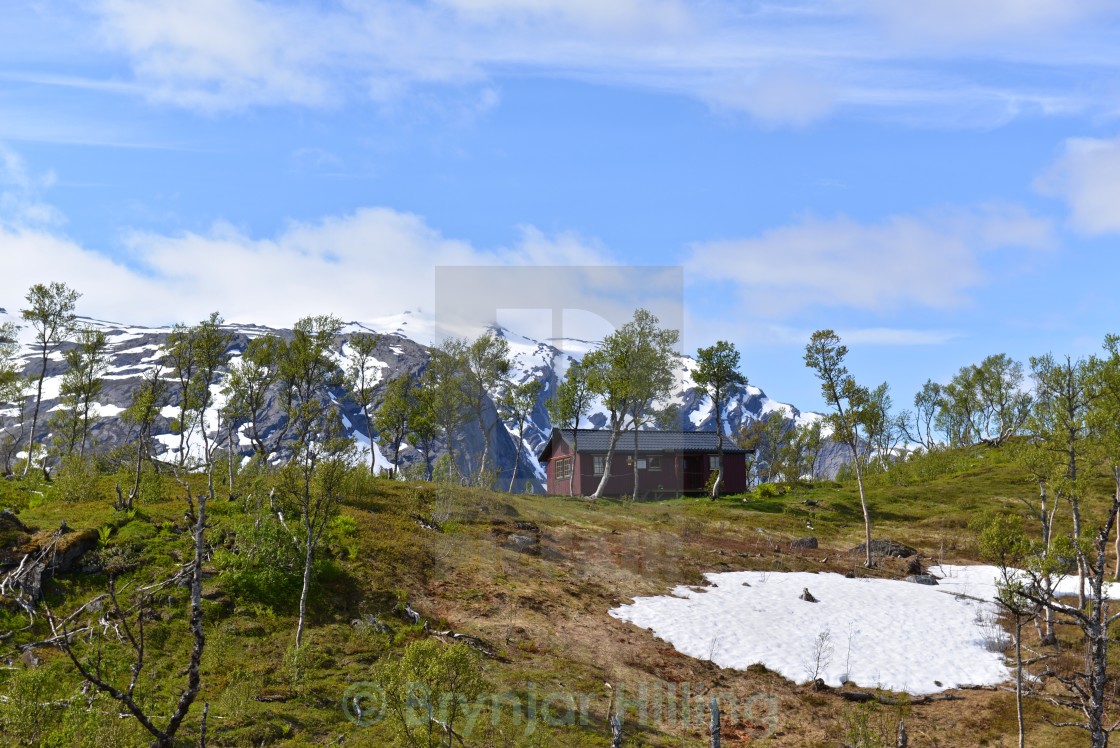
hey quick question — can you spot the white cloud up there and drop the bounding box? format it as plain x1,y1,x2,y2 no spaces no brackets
856,0,1117,43
1036,135,1120,235
0,206,628,330
435,0,691,33
96,0,341,111
707,69,835,128
0,145,65,228
61,0,1118,127
686,204,1054,316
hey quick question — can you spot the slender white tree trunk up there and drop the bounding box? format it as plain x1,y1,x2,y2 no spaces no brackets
21,350,48,478
591,427,623,499
851,443,872,567
296,526,313,650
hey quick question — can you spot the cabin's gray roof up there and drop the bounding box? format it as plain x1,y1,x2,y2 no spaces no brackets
554,428,749,454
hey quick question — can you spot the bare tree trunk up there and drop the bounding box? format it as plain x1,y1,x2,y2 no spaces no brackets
851,443,872,567
226,418,235,500
1015,615,1025,748
709,697,721,748
21,350,48,478
631,426,640,502
568,432,578,497
1114,471,1120,581
591,426,623,499
508,427,523,493
711,389,723,500
364,405,376,476
296,524,314,650
476,411,492,487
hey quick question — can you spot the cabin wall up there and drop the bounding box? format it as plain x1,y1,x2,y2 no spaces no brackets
542,433,750,497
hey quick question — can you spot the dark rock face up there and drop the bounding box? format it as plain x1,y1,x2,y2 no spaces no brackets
850,540,918,559
905,574,939,586
790,537,818,550
0,315,547,492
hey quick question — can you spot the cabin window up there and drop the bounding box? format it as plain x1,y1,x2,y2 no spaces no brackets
709,455,721,471
592,455,607,475
647,456,661,471
555,457,572,480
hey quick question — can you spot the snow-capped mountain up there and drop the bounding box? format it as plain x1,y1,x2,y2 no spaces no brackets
0,307,839,490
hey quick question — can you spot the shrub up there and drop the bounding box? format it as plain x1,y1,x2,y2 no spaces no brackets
214,516,303,610
375,639,486,747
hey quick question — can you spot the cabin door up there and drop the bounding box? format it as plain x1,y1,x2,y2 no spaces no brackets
683,455,705,492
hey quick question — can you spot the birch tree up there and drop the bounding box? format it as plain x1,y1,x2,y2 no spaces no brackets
226,334,283,459
584,309,679,500
499,378,542,492
407,384,439,481
899,379,944,451
20,281,80,477
804,330,875,567
373,373,413,478
424,339,469,481
461,331,511,487
1028,353,1093,606
694,341,746,499
344,331,383,475
274,314,353,649
0,321,24,475
547,359,592,496
49,325,109,461
165,322,199,468
119,367,168,511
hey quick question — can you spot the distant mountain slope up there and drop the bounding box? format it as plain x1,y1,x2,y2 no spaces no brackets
0,308,844,489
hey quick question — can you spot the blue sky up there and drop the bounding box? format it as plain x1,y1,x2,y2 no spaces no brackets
3,0,1120,413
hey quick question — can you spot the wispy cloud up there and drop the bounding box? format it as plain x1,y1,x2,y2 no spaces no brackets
686,203,1055,316
38,0,1112,127
1036,135,1120,235
0,144,65,228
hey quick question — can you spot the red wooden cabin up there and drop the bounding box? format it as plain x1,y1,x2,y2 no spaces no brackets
538,428,750,498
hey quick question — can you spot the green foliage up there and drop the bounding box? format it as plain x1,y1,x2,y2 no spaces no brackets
20,282,81,476
979,515,1029,567
215,515,303,610
329,513,361,560
375,638,487,748
51,453,103,503
374,372,416,477
756,482,784,498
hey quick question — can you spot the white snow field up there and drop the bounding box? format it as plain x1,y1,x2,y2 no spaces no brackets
608,565,1052,695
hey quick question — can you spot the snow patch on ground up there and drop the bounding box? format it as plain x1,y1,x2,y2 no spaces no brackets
610,565,1025,695
929,564,1120,602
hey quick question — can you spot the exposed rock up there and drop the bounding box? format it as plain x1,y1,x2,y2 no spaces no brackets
790,537,818,551
49,528,99,573
502,533,541,556
851,540,918,559
905,574,939,586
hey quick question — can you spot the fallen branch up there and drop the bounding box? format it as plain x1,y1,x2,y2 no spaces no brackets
839,691,964,706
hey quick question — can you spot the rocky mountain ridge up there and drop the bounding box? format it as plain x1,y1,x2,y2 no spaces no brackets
0,309,847,489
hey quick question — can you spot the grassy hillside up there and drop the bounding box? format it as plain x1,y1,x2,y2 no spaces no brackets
0,445,1112,746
